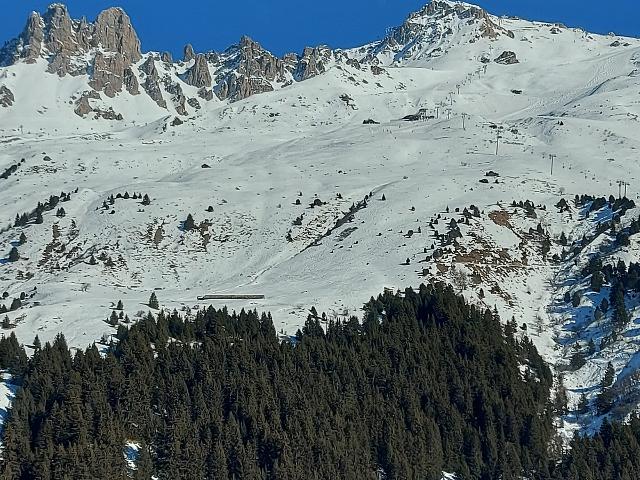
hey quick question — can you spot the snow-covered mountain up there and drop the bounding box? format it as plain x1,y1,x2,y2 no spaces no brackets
2,0,640,438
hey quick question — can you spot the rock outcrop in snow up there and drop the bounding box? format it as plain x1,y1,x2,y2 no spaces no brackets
139,57,167,108
184,54,212,88
0,85,14,107
494,50,519,65
294,46,332,81
214,36,290,101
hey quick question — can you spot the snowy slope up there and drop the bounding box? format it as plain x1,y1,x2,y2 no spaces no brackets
1,0,640,437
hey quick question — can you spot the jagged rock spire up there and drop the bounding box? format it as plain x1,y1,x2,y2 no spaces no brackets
183,44,195,62
1,4,141,70
184,54,211,88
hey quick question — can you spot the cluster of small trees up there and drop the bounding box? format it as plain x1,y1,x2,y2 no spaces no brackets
511,199,542,218
0,159,24,180
0,298,22,314
556,415,640,479
106,299,127,326
0,291,26,314
575,194,635,217
13,191,74,228
580,258,637,331
102,192,151,210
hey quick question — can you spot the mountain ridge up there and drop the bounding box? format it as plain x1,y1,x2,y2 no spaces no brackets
0,0,523,109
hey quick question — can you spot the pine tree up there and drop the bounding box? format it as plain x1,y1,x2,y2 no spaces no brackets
576,393,589,414
18,232,26,245
553,374,569,416
8,247,19,262
184,214,195,231
142,194,151,206
596,363,616,414
601,362,615,389
134,443,153,480
559,231,567,245
35,211,43,224
611,285,629,329
116,300,124,311
9,298,21,311
148,292,159,310
108,311,119,326
571,291,581,308
590,271,604,292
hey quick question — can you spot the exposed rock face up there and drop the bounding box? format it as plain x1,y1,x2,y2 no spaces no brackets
424,1,513,39
361,0,514,64
74,90,123,120
89,52,126,97
123,66,140,95
198,87,214,101
47,54,79,76
214,36,289,101
0,5,141,96
139,56,156,76
345,58,361,70
187,97,201,110
184,54,212,88
140,57,167,108
163,77,187,115
183,44,195,62
0,86,14,107
18,12,45,64
74,94,93,116
495,51,519,65
161,51,173,63
0,12,42,65
42,5,77,56
294,46,331,81
93,8,142,63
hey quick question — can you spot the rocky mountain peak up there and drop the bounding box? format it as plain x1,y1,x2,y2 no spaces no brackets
183,43,195,62
1,4,141,70
361,0,513,65
410,0,513,39
213,35,290,102
93,7,142,63
294,46,332,81
0,3,143,103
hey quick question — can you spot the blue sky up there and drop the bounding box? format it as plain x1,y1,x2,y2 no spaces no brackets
2,1,639,58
